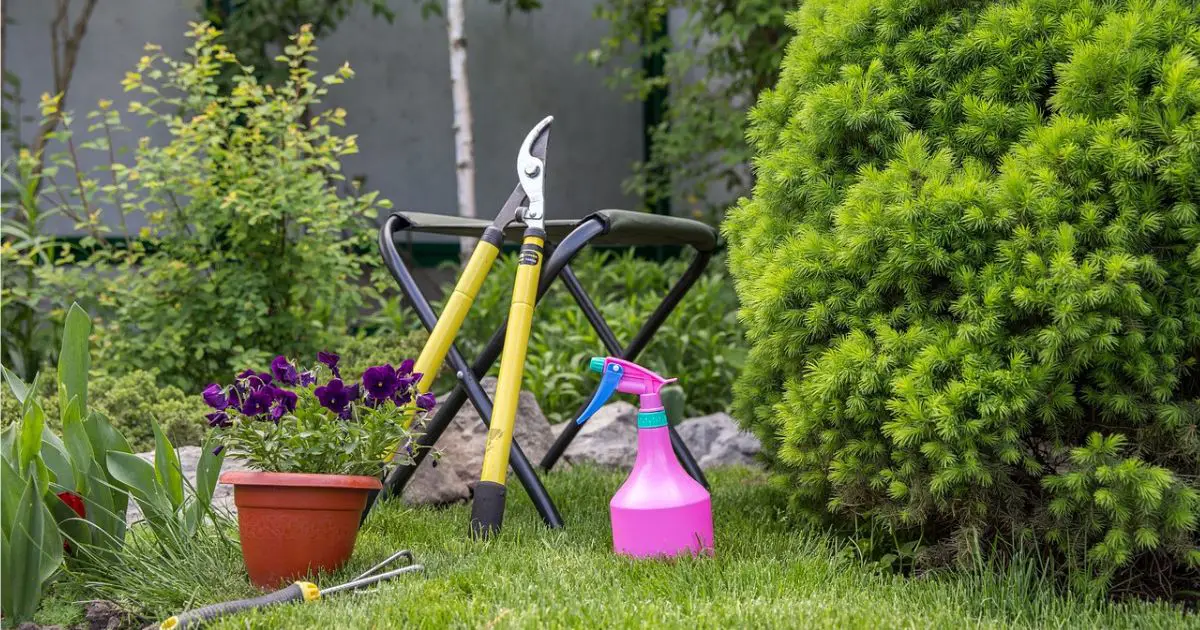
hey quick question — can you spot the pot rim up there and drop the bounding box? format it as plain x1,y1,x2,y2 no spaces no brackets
220,470,382,490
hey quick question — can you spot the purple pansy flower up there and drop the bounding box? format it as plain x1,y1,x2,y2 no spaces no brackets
362,364,401,403
416,392,436,411
237,369,273,391
317,351,341,378
202,383,229,410
315,378,359,418
270,355,299,386
399,371,422,391
269,387,298,421
206,411,231,428
298,370,316,387
241,387,275,417
397,359,415,376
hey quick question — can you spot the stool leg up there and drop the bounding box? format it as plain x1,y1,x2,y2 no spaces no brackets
669,424,709,488
538,253,714,491
372,218,565,527
375,345,564,528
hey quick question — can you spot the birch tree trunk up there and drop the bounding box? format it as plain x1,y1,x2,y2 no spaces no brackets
446,0,476,257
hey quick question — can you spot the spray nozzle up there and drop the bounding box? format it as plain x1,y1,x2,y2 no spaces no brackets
576,357,676,426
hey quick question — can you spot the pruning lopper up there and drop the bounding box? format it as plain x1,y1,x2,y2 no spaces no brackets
391,117,552,539
404,116,551,402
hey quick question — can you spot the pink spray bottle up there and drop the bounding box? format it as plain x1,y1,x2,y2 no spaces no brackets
576,357,714,558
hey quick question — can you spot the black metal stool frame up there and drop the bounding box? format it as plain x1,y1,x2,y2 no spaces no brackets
370,212,711,527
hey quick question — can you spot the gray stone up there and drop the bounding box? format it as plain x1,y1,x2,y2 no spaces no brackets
555,404,761,470
400,377,559,506
125,446,251,523
555,401,639,468
676,412,762,469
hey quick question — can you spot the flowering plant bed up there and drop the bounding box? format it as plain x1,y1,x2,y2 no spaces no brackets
201,351,435,587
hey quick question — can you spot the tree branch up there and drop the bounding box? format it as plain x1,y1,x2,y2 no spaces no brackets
28,0,98,201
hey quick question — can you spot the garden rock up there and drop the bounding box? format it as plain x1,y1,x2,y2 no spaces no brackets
556,401,639,468
675,412,761,468
400,377,559,506
125,446,251,522
557,403,760,470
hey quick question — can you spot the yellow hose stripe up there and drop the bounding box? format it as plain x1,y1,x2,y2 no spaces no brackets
296,582,321,602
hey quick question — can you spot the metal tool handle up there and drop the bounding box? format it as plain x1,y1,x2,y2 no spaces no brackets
471,228,545,539
157,582,318,629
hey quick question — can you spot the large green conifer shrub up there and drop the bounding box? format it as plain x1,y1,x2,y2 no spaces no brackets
725,0,1200,595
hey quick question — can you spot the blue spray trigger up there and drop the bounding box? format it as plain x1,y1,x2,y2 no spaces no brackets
576,362,623,425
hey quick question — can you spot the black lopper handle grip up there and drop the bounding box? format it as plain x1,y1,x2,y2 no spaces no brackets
469,480,506,539
157,582,316,629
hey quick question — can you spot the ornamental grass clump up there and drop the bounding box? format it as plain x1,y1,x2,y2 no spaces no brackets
202,352,435,476
725,0,1200,597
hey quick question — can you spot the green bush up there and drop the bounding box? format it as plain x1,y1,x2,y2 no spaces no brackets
725,0,1200,596
26,24,388,391
337,328,428,384
1,370,209,452
449,250,744,423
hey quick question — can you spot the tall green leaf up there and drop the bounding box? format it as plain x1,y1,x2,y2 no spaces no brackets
60,397,92,494
1,476,58,623
81,465,125,556
151,420,184,509
83,410,131,466
0,527,11,617
88,411,130,524
18,399,45,470
39,428,74,494
195,441,225,514
1,424,15,461
57,302,91,413
1,454,22,537
107,451,172,529
37,486,63,584
1,364,30,406
186,441,227,535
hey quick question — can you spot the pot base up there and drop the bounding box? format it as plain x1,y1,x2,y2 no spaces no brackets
221,471,382,589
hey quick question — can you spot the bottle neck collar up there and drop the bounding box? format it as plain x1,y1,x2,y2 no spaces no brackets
636,409,668,429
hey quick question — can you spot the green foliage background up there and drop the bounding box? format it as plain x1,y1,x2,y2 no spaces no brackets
30,25,391,390
590,0,792,219
0,370,209,452
726,0,1200,596
450,250,744,424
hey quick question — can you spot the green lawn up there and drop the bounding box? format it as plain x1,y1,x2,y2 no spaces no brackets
48,467,1199,629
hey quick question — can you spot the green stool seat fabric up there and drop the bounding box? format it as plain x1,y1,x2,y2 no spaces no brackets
391,209,719,253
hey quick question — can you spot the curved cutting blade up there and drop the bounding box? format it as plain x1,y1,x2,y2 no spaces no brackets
517,115,552,228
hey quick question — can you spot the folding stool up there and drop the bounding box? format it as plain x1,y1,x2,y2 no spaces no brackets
375,209,720,526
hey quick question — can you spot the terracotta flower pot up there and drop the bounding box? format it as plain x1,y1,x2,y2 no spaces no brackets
220,471,382,589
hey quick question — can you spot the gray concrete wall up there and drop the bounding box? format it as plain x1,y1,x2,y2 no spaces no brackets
4,0,643,237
